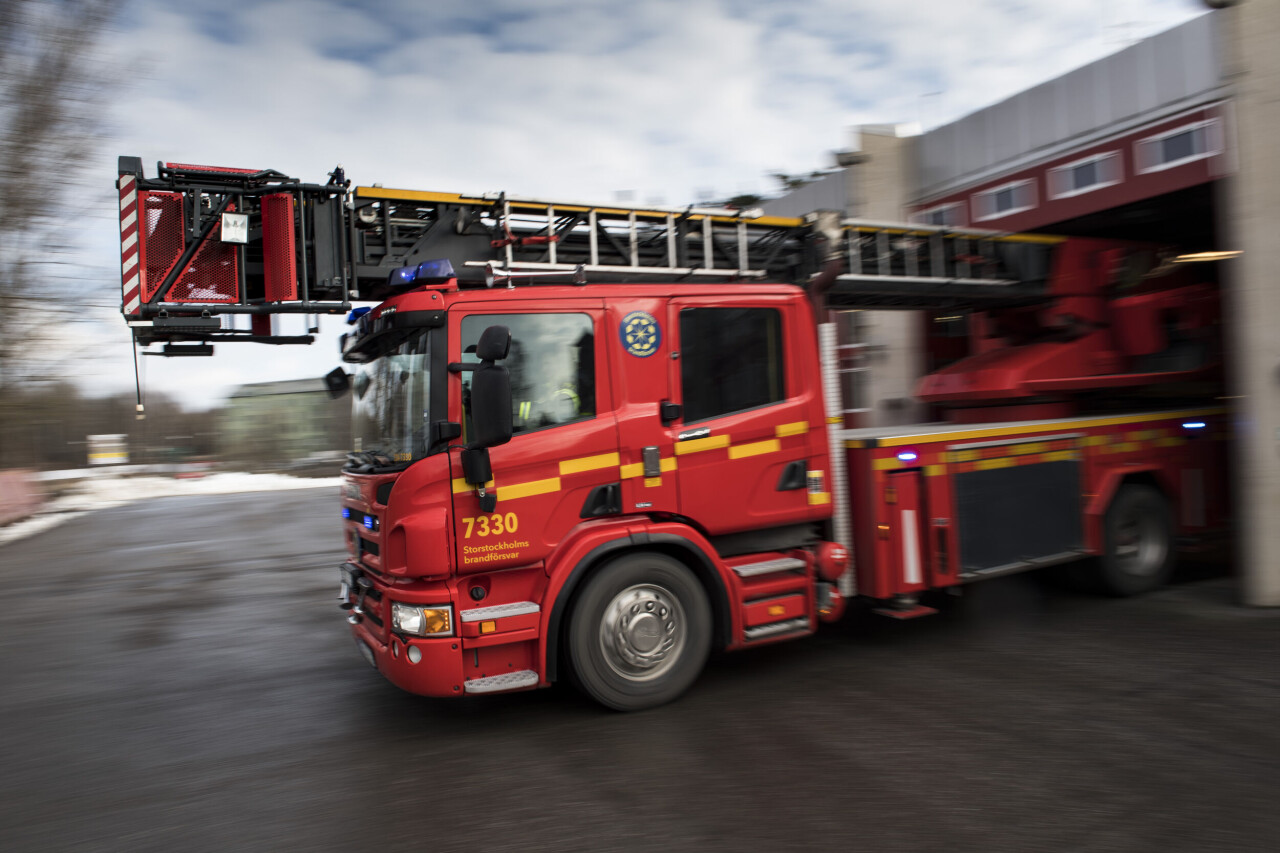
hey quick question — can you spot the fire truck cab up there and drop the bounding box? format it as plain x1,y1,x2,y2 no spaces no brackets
337,267,843,710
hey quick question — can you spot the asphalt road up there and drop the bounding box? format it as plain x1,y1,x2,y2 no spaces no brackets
1,488,1277,852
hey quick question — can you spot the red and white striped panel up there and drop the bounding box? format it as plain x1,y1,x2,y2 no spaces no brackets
119,173,141,316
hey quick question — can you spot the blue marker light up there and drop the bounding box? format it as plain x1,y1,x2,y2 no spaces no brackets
342,507,351,519
1182,421,1206,430
897,451,919,462
363,515,375,530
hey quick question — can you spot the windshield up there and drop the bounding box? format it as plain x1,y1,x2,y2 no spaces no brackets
351,330,432,468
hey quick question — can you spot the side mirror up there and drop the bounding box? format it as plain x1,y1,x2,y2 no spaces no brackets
476,324,511,361
462,325,513,513
324,367,350,399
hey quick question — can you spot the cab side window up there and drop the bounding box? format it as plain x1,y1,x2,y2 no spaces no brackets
680,307,785,422
461,313,595,438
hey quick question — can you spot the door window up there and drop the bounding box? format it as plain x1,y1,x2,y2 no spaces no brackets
679,307,785,422
460,313,595,437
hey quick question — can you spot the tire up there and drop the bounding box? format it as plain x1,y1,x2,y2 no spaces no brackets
1096,484,1174,596
566,552,712,711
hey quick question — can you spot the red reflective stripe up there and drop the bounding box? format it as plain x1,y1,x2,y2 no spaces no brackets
120,175,141,314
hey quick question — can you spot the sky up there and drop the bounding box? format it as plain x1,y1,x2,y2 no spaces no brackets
74,0,1210,410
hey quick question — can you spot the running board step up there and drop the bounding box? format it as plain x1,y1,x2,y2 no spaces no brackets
733,557,806,578
743,617,811,641
463,670,539,694
459,601,540,622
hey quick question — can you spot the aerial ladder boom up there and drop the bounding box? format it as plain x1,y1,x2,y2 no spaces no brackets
117,157,1059,352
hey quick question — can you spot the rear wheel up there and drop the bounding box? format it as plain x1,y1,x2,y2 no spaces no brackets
1095,484,1174,596
567,552,711,711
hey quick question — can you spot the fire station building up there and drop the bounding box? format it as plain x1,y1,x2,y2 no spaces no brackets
765,4,1280,606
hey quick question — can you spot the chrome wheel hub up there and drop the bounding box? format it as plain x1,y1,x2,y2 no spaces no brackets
599,583,686,681
1115,512,1165,576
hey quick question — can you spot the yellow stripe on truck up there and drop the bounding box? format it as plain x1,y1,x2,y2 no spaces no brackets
874,407,1225,447
619,462,644,480
559,452,621,475
675,435,731,455
775,421,809,438
497,477,561,501
729,439,780,460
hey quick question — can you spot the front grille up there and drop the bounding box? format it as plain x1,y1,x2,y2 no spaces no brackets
343,567,386,634
359,601,384,627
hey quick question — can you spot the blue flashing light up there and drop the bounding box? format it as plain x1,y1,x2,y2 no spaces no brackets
342,507,351,519
1182,421,1207,430
414,258,455,281
346,306,371,325
897,451,919,462
363,515,376,530
388,265,418,287
388,258,455,289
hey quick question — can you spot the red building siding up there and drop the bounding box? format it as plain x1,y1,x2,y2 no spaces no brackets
911,103,1229,233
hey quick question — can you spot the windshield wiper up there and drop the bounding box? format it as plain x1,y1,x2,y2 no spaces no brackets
344,450,396,474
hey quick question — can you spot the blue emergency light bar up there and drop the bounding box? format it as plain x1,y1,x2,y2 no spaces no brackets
387,258,456,288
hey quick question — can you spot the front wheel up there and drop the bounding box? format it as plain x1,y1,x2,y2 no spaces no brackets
567,552,711,711
1095,484,1174,596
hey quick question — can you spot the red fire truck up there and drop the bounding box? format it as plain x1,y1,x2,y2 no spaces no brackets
118,159,1228,709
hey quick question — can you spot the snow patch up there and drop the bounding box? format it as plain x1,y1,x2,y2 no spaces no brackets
0,473,341,547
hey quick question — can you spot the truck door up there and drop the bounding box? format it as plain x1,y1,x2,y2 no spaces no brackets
666,296,824,539
450,300,616,573
608,297,681,518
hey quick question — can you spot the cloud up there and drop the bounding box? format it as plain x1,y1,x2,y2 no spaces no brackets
81,0,1204,407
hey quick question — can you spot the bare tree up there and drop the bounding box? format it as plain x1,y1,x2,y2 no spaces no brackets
0,0,120,464
0,0,120,388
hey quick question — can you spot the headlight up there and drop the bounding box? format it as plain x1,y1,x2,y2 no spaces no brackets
391,602,453,637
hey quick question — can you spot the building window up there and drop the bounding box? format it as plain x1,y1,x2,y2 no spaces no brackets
911,202,964,227
1135,119,1222,174
679,307,784,423
972,179,1035,222
1048,151,1122,199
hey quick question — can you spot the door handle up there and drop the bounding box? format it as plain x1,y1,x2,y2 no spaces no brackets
677,427,711,442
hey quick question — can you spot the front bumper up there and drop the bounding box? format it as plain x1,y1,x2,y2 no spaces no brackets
340,563,542,697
